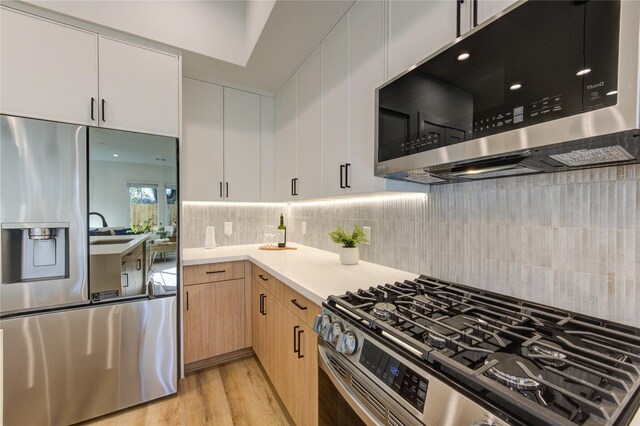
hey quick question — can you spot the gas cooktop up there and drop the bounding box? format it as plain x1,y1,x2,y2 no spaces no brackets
322,275,640,425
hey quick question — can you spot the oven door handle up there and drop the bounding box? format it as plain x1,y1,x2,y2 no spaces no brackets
317,345,383,426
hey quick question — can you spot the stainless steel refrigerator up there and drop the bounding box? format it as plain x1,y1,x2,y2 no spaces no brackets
1,115,177,425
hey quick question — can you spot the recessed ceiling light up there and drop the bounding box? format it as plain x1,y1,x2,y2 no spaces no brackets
606,90,618,96
113,154,119,157
457,52,470,61
576,68,591,76
510,83,522,90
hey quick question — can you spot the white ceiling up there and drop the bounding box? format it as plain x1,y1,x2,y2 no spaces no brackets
183,0,354,95
26,0,276,67
24,0,355,95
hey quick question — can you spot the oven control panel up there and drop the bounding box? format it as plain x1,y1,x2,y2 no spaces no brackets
359,339,428,411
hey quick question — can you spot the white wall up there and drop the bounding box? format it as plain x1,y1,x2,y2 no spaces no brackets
89,160,176,229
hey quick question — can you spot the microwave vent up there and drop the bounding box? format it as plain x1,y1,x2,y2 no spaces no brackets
405,170,447,184
548,146,634,167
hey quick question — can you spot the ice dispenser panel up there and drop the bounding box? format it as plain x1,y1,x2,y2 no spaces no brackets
2,223,69,283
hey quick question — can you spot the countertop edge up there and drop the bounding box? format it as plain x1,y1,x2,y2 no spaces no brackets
183,251,326,305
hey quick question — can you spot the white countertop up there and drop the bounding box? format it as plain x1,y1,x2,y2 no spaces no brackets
89,234,149,256
182,243,418,306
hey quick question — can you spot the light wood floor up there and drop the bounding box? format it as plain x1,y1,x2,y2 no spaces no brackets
82,356,293,426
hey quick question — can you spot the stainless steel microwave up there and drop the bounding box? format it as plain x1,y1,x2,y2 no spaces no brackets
375,0,640,184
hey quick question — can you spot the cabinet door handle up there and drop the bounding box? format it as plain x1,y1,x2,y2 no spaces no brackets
101,99,106,122
259,293,265,315
262,294,267,315
136,259,142,270
225,182,229,198
293,325,300,355
472,0,478,28
294,178,298,196
122,272,129,287
291,178,294,196
297,329,304,359
206,270,226,274
340,164,345,189
290,299,308,311
90,97,95,121
219,181,223,198
186,291,189,310
258,274,268,282
456,0,465,38
345,163,351,188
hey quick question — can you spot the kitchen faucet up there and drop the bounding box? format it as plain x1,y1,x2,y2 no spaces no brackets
89,212,108,228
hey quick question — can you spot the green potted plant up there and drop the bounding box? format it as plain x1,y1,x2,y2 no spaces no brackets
328,225,369,265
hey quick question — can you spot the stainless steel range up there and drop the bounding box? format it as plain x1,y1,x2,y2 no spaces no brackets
314,275,640,426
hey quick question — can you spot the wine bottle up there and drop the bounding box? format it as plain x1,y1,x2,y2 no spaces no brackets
277,214,287,248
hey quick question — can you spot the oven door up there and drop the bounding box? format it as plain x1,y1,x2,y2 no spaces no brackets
318,343,419,426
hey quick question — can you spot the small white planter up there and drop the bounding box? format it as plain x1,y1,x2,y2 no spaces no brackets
339,246,359,265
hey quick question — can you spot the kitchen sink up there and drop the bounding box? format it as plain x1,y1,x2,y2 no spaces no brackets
90,238,134,245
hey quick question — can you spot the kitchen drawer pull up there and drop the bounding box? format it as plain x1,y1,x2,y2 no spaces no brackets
101,99,106,122
206,270,226,274
290,299,308,311
186,291,189,310
293,325,300,354
297,329,304,359
258,274,268,282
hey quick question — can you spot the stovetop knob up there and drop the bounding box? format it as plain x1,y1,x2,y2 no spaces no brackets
324,321,342,344
313,314,331,336
336,330,358,355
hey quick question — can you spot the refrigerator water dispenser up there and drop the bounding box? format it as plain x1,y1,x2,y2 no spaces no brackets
1,223,69,283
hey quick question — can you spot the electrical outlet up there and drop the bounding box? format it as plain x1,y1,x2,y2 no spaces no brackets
302,222,306,235
363,226,371,244
224,222,233,236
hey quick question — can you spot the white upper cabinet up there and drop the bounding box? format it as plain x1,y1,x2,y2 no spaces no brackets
321,15,349,197
475,0,518,26
260,96,275,202
181,78,224,202
0,7,180,137
274,77,297,202
295,46,323,200
0,7,98,125
223,87,261,202
182,79,271,203
387,1,457,79
98,36,179,137
347,0,386,194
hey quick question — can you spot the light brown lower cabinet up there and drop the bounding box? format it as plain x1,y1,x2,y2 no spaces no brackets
184,278,246,364
253,273,318,426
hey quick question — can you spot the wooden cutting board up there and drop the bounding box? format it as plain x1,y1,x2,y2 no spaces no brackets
259,245,297,251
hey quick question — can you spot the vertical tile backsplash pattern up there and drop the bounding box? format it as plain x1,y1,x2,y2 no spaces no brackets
181,202,286,249
183,165,640,326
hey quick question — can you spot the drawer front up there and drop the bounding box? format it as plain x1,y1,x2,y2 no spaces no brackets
253,266,287,302
253,265,272,287
184,261,244,286
283,286,321,326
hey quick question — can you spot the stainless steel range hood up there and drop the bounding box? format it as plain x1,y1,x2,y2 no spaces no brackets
375,0,640,185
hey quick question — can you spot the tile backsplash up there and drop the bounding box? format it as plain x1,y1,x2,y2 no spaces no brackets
182,164,640,326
